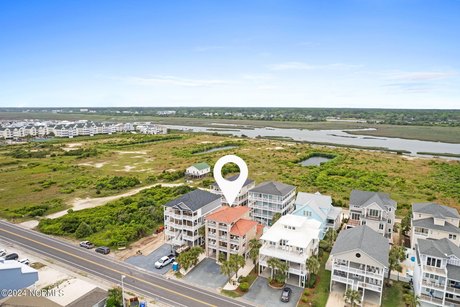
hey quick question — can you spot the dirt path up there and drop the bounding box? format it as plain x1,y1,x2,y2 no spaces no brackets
115,233,165,261
19,183,184,229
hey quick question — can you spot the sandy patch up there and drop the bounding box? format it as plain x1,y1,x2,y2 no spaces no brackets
116,150,147,155
199,141,213,144
62,143,83,152
116,234,165,261
266,146,284,150
78,162,107,168
123,165,136,172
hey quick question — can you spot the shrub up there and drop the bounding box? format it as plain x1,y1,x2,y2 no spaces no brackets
75,222,93,238
239,282,249,292
307,274,317,288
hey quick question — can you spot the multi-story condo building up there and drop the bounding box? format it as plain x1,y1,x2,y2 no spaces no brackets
330,225,389,306
411,203,460,249
258,214,321,287
248,181,296,226
164,189,221,247
347,190,397,239
293,192,342,239
210,175,255,206
414,238,460,307
205,206,263,261
0,259,38,298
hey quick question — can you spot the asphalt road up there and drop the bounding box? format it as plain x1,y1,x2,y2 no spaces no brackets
0,220,254,307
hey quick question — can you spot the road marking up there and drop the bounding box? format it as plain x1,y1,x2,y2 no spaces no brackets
0,221,251,307
0,227,217,307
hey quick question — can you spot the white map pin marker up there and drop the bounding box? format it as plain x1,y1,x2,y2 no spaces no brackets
213,155,248,206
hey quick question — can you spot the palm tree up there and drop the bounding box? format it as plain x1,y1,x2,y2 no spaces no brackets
267,257,288,284
306,256,320,284
230,254,245,278
248,238,262,266
388,245,406,283
344,288,361,307
220,259,236,283
403,292,421,307
267,257,281,279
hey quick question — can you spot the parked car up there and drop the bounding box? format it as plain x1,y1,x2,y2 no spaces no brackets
95,247,110,255
280,287,292,303
18,258,30,265
5,253,19,261
154,254,175,269
0,249,6,257
79,241,95,249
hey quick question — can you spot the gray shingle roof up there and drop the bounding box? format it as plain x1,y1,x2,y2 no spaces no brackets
350,190,396,210
412,202,460,219
211,174,254,187
413,218,460,233
331,225,389,266
447,264,460,282
164,189,220,212
417,238,460,259
249,181,295,196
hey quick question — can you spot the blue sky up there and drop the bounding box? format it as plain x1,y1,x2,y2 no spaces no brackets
1,0,459,108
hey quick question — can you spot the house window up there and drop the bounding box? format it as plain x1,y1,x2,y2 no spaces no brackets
280,239,287,246
388,219,392,224
426,257,441,268
304,211,312,217
379,224,384,230
368,209,380,217
361,221,366,225
449,234,457,240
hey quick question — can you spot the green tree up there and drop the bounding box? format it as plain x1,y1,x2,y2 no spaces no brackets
106,287,123,307
306,256,320,284
248,238,262,266
230,254,245,279
267,258,288,285
271,213,281,225
388,245,406,283
189,246,203,266
320,228,337,252
403,292,421,307
220,259,236,283
344,288,361,307
75,221,92,238
401,214,411,235
177,252,192,271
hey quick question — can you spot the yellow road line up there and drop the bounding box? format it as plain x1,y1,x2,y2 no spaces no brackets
0,227,216,307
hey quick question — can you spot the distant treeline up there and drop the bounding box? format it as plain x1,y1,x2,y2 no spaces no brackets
2,107,459,126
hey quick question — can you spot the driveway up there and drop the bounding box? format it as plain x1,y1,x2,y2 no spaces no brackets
243,277,302,307
125,243,174,275
183,258,228,289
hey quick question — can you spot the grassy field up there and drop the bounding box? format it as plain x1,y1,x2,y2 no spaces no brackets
0,133,459,219
382,282,406,307
1,111,459,143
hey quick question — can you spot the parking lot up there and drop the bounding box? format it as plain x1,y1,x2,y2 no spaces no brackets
183,258,228,289
125,243,174,275
243,277,303,307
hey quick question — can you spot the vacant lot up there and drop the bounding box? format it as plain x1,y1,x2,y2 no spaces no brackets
0,133,459,220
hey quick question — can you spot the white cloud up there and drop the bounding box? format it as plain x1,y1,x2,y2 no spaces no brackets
268,62,361,71
385,71,456,81
118,75,234,87
241,73,274,81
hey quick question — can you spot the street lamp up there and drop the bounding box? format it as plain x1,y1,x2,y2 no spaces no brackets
121,275,126,307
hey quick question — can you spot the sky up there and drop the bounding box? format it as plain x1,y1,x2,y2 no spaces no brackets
0,0,459,109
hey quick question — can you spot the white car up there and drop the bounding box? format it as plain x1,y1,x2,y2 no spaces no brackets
19,258,30,265
0,249,6,257
154,254,175,269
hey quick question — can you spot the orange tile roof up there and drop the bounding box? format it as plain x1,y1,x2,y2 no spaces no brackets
205,206,250,224
256,224,264,238
230,219,259,237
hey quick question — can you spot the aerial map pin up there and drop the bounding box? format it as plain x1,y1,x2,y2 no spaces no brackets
213,155,249,206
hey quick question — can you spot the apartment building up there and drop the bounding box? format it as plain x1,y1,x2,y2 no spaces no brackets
414,238,460,307
347,190,397,239
293,192,342,239
205,206,263,261
248,181,296,226
210,175,255,206
164,189,221,247
411,203,460,249
258,214,321,287
330,225,389,306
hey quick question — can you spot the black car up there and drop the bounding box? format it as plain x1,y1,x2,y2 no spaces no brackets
95,247,110,255
5,253,19,260
280,287,292,303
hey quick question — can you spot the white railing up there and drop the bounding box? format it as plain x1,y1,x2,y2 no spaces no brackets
358,281,382,292
332,275,351,284
420,294,444,306
423,265,447,276
446,286,460,295
423,279,446,291
333,264,383,279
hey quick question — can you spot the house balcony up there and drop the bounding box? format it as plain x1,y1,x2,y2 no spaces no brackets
347,219,361,227
166,212,196,221
422,279,446,291
259,248,307,268
414,231,429,237
445,298,460,307
446,285,460,295
365,215,384,221
423,265,447,276
420,294,444,306
357,281,382,292
333,263,384,279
